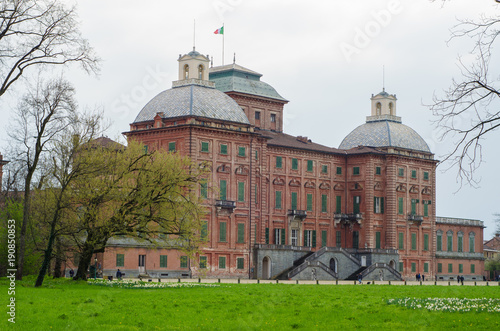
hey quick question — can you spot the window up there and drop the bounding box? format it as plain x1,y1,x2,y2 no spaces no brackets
447,231,453,252
219,180,227,200
353,166,360,175
291,158,298,170
457,232,463,252
471,264,475,273
336,196,342,214
398,168,404,177
274,228,286,245
160,255,168,268
437,231,442,251
200,256,207,269
411,170,417,179
201,141,209,152
291,229,298,246
201,221,208,241
321,165,328,174
291,192,298,210
168,142,176,152
237,258,244,269
423,200,429,217
353,231,359,249
411,199,418,215
424,234,429,251
398,232,404,250
321,194,327,213
374,197,384,214
184,64,189,79
321,230,327,247
265,228,269,244
200,181,208,199
219,256,226,269
459,264,463,273
306,194,313,212
276,156,282,169
275,191,282,209
411,233,417,250
219,222,227,242
448,263,453,273
116,254,124,267
437,263,442,273
237,223,245,243
255,111,260,120
143,145,148,154
238,146,246,157
238,182,245,202
270,113,276,122
423,171,429,180
336,167,342,175
336,231,341,248
353,196,361,214
375,166,381,175
424,262,429,273
411,262,416,273
180,256,188,268
399,262,404,272
375,231,381,249
469,232,475,253
220,144,228,155
304,230,316,247
198,64,203,79
255,150,258,160
307,160,313,172
398,197,404,215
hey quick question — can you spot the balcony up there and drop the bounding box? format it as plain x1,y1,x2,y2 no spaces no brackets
334,213,363,228
215,200,236,214
435,251,485,260
407,214,424,224
288,209,307,217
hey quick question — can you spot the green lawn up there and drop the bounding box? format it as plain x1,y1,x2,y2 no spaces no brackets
2,277,500,330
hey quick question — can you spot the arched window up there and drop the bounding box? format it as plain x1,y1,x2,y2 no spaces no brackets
436,230,443,251
469,232,475,253
389,102,394,115
376,102,382,115
457,231,464,252
446,230,453,252
198,64,204,79
184,64,189,79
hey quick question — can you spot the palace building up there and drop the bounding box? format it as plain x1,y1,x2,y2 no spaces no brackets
53,48,484,280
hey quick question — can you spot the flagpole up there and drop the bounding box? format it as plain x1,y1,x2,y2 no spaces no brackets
222,23,225,66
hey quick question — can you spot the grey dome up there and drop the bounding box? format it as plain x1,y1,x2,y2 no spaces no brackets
339,120,431,153
133,84,250,125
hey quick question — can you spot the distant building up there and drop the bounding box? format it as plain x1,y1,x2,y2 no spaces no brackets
484,234,500,280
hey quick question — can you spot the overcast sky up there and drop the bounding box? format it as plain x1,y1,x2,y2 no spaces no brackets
1,0,499,239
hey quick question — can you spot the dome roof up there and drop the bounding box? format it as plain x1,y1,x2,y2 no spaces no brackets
133,84,250,125
339,120,431,153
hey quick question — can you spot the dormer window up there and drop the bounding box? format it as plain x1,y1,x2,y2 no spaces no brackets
376,102,381,115
198,64,204,79
184,64,189,79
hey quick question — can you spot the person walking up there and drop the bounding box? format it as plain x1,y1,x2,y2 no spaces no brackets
358,273,363,284
116,269,122,280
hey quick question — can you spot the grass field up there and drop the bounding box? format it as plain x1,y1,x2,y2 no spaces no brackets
2,277,500,330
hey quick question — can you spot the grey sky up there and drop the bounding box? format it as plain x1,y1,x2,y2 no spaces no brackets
1,0,499,238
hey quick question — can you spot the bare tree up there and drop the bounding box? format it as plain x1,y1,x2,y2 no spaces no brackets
0,0,99,97
9,76,77,280
430,10,500,186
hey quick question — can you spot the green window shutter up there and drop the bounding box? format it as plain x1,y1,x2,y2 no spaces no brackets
238,182,245,202
336,231,341,248
321,165,328,174
291,192,297,210
411,199,416,215
276,156,282,168
424,234,429,251
201,141,209,152
373,197,377,213
238,146,246,157
312,230,316,248
219,180,227,200
292,158,298,170
307,160,313,172
237,258,244,269
459,264,463,273
200,256,207,269
116,254,124,267
448,264,453,273
201,221,208,241
398,232,404,250
375,232,381,249
447,235,452,252
458,236,463,252
423,203,428,217
437,263,442,273
321,194,327,213
398,197,404,215
265,228,269,244
437,235,442,251
275,191,282,209
281,228,286,245
353,196,360,214
168,142,176,152
411,233,417,250
411,170,417,178
381,197,384,214
237,223,244,243
160,255,168,268
471,264,475,273
399,262,404,272
219,256,226,269
336,196,341,213
180,256,188,268
424,171,429,180
220,144,227,155
375,166,381,175
219,222,227,242
321,230,327,247
353,231,359,249
200,181,208,199
411,263,416,273
398,168,404,177
424,262,429,273
306,194,313,212
336,167,342,175
143,145,148,154
304,230,308,246
353,166,360,175
469,236,475,253
255,150,258,160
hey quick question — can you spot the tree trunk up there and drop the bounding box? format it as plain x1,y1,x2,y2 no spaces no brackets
74,238,96,281
17,172,33,280
35,224,57,287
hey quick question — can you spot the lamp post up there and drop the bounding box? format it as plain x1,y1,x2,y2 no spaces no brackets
94,256,98,279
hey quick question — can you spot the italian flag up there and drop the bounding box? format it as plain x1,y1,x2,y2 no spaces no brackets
214,26,224,35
